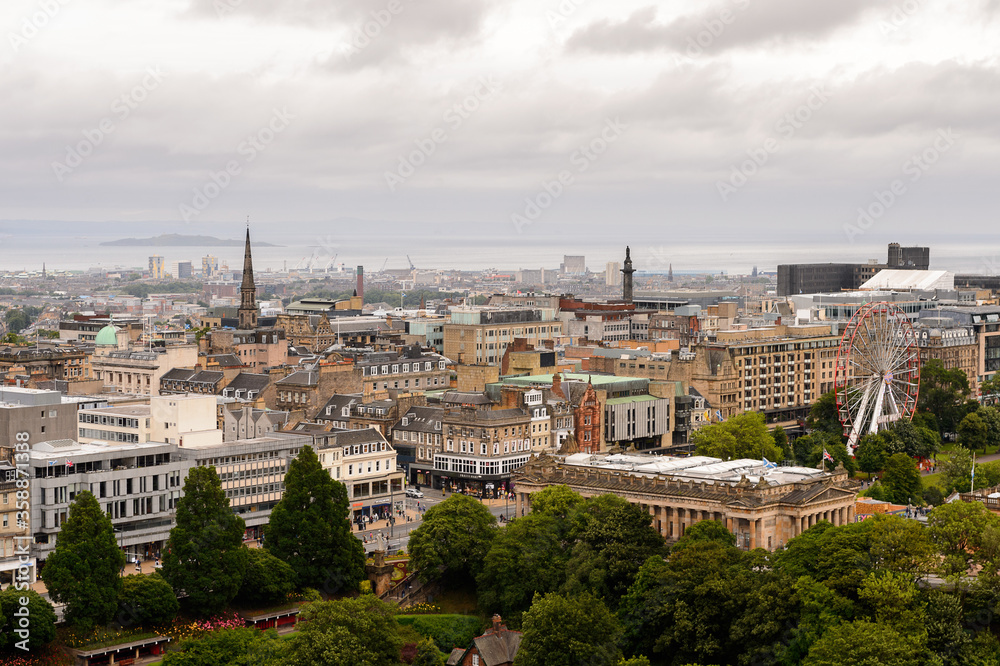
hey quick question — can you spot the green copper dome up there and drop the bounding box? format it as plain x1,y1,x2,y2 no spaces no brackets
95,324,119,346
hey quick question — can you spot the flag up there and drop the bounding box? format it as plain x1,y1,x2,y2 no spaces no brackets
66,460,73,467
762,457,777,470
48,460,55,466
823,449,834,462
715,410,723,421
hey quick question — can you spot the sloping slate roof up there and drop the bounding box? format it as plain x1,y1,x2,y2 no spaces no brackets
473,629,522,665
446,648,465,665
276,369,318,386
226,373,271,393
161,368,197,381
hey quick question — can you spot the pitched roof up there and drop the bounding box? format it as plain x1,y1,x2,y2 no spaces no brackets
226,373,271,393
276,369,318,386
472,626,522,665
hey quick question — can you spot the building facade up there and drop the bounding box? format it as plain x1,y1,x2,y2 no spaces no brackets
30,439,194,563
514,453,859,551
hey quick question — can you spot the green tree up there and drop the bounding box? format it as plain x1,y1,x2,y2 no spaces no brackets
693,411,782,462
777,575,855,665
671,518,736,552
162,466,248,615
959,411,989,452
806,390,842,434
881,453,922,505
476,513,569,623
412,637,446,666
0,589,57,651
561,494,666,607
41,490,125,629
867,514,936,577
236,548,297,606
529,484,585,518
919,358,972,436
162,627,286,666
117,573,179,627
265,446,363,593
285,596,402,666
928,500,1000,578
410,494,497,585
857,571,925,635
979,405,1000,448
515,592,622,666
772,426,789,458
802,620,925,666
941,446,974,493
854,432,888,475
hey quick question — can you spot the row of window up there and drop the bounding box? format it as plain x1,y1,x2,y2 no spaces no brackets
79,428,141,443
364,360,444,376
225,483,283,499
432,454,530,476
79,413,146,428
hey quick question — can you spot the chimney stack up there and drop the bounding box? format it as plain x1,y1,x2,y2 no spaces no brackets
356,266,364,300
492,614,502,635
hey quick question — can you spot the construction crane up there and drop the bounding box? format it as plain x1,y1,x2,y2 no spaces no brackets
381,257,389,272
407,255,416,271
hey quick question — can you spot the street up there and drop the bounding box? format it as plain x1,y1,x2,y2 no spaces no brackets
356,487,516,553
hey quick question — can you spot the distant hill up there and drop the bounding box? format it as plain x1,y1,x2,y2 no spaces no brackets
100,234,281,247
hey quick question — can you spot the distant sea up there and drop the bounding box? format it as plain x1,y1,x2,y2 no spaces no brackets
1,228,998,277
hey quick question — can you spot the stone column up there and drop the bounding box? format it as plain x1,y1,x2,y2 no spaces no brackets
726,516,734,534
671,507,679,539
749,519,758,550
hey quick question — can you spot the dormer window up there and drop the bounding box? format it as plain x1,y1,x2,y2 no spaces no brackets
401,417,409,426
342,406,350,418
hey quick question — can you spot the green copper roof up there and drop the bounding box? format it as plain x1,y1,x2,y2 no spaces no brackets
95,324,119,346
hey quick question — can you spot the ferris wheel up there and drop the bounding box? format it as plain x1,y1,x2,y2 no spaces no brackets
834,301,920,453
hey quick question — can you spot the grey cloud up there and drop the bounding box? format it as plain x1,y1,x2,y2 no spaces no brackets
567,0,895,55
182,0,497,70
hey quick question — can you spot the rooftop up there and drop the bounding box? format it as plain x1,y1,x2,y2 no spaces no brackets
562,452,828,487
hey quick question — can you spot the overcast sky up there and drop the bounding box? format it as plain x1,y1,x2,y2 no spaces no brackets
1,0,998,257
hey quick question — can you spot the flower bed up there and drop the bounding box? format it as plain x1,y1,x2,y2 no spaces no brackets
0,648,72,666
59,626,160,650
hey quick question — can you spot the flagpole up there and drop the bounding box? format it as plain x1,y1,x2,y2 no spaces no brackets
972,452,976,493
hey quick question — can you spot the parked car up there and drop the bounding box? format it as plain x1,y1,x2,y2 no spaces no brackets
405,488,424,498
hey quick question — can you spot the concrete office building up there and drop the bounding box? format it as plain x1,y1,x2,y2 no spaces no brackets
30,439,194,563
0,387,78,444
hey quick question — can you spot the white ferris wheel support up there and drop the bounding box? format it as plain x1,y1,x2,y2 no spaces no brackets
835,301,920,454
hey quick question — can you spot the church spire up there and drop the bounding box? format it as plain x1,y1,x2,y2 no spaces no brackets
238,226,258,329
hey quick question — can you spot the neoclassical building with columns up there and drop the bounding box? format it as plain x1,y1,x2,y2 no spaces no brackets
513,453,859,551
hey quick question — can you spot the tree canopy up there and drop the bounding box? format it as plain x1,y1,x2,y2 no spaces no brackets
265,445,364,593
162,466,247,615
117,573,179,627
410,493,497,585
285,596,403,666
515,592,623,666
40,490,125,629
693,411,783,462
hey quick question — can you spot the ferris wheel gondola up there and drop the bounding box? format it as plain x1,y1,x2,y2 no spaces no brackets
834,301,920,454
